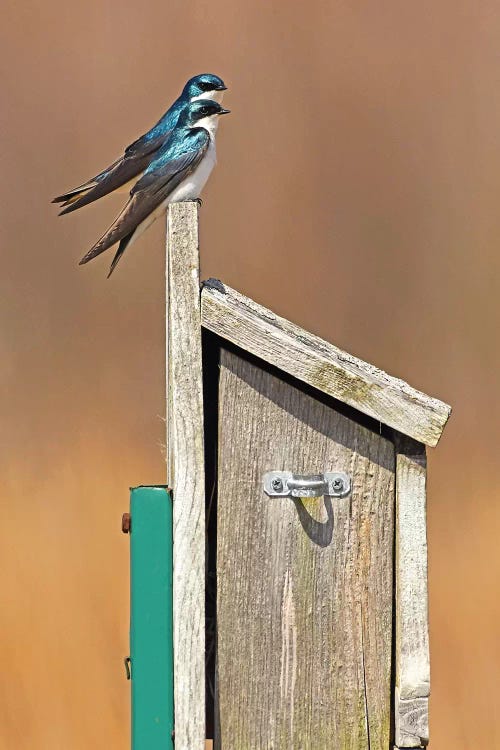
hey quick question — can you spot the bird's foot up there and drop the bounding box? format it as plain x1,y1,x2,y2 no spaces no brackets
192,198,203,207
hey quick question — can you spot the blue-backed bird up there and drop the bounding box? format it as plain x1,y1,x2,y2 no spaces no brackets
78,99,230,277
52,73,227,215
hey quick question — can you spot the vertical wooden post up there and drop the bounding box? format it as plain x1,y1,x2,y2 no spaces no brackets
394,435,430,748
166,202,206,750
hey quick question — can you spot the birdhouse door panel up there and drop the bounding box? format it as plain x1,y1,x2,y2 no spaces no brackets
215,349,395,750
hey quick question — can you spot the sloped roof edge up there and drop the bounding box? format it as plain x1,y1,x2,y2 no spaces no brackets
201,279,451,447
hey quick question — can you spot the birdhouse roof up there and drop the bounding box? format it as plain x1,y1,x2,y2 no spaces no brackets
201,279,451,447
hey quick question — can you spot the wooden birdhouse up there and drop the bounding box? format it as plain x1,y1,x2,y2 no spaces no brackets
132,202,451,750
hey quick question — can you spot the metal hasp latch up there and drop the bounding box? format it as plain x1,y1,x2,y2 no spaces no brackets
263,471,351,498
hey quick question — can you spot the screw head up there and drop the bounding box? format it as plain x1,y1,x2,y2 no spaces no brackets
122,513,131,534
332,477,344,492
271,477,284,492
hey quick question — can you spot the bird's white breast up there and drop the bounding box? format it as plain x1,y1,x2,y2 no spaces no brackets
128,121,218,249
168,136,217,203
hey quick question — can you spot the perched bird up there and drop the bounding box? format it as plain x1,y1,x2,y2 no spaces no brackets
79,99,230,277
52,73,227,215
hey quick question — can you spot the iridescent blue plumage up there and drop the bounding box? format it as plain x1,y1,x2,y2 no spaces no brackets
124,74,226,153
52,74,226,215
78,98,230,276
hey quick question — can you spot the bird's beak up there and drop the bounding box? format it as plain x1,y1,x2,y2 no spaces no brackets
219,108,231,115
218,84,228,91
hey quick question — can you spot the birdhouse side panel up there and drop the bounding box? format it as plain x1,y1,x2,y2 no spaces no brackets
394,436,430,748
215,348,395,750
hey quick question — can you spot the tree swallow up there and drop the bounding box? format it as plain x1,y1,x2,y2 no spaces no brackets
78,99,230,277
52,73,227,215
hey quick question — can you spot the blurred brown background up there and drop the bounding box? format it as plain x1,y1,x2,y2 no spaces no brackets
1,0,499,747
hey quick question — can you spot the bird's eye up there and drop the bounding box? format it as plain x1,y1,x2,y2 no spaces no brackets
201,106,210,116
200,81,212,92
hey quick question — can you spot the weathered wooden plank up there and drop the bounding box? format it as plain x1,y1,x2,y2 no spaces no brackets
201,280,451,447
216,349,395,749
394,689,429,748
394,435,429,749
166,202,205,750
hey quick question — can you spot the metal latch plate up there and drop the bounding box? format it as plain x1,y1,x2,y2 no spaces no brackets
263,471,351,498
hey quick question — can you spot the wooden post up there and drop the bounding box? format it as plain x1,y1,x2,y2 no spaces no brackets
166,202,206,750
394,435,430,748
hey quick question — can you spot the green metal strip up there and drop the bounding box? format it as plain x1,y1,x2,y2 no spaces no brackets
130,486,174,749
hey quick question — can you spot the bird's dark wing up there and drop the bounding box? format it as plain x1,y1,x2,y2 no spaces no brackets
52,156,123,203
55,132,171,216
106,232,135,278
79,130,209,267
124,128,172,157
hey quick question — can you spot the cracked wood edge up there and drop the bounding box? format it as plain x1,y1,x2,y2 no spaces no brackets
394,435,429,748
200,280,451,447
166,202,205,750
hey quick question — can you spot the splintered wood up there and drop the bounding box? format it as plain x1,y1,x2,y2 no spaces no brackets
216,349,395,749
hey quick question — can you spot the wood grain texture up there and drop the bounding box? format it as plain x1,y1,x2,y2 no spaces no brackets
394,689,429,748
166,202,205,750
216,349,395,749
201,280,451,447
394,435,429,748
